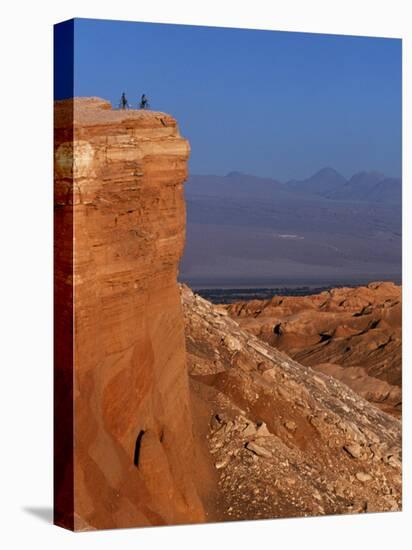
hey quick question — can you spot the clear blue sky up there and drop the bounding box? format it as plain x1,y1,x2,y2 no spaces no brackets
69,18,401,180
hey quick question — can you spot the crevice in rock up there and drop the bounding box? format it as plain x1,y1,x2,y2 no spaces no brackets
133,430,145,467
273,323,282,335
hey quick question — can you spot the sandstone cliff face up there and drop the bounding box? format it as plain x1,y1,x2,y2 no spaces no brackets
181,285,401,520
54,98,204,530
225,282,402,417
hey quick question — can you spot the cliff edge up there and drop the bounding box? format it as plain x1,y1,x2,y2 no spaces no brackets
54,98,204,530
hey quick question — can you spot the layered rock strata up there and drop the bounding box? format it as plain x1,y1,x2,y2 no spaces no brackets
54,98,204,530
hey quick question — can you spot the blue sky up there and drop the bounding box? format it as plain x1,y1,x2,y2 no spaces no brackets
67,18,401,180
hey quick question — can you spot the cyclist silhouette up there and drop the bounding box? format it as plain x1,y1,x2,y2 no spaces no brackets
120,92,129,110
139,94,149,110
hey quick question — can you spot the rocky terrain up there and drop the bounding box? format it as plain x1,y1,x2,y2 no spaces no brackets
182,285,401,521
54,98,401,530
225,282,402,417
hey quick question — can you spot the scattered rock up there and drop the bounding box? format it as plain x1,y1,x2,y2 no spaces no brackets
313,375,328,389
256,422,271,437
215,457,230,469
334,480,347,498
243,423,257,437
285,421,297,432
348,501,368,513
211,414,222,430
356,472,372,482
224,420,234,434
245,442,272,459
343,443,363,459
222,335,242,352
386,455,401,469
313,490,322,501
257,362,272,373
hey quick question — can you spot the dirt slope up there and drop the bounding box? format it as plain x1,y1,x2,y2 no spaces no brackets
182,285,401,521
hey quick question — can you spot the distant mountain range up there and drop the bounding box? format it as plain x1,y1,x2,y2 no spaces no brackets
286,167,401,203
180,168,402,287
187,168,401,204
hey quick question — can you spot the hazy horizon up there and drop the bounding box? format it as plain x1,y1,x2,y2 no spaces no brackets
188,165,401,183
180,169,401,287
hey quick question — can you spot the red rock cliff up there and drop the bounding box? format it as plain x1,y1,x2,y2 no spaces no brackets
54,98,204,530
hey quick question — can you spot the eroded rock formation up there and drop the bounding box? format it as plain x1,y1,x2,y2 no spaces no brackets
181,285,401,520
225,282,402,417
54,98,205,530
